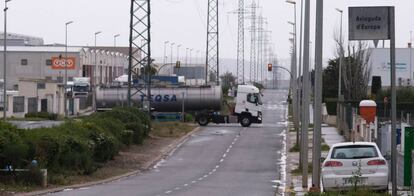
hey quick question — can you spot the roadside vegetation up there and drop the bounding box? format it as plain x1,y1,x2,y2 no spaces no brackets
0,107,155,190
305,191,390,196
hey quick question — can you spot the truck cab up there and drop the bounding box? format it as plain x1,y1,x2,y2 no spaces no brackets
234,85,263,127
195,85,263,127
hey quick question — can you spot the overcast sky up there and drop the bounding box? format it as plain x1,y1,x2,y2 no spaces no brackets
4,0,414,68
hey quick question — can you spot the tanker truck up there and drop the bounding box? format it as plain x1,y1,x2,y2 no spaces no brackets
96,85,262,127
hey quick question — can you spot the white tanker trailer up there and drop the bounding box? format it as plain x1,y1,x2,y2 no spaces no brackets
96,85,262,127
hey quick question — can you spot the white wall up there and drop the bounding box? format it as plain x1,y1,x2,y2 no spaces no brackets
370,48,414,86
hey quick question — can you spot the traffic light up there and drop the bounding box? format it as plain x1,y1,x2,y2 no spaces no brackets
176,61,181,68
267,63,273,72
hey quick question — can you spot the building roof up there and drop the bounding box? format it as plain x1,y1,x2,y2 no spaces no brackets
0,46,84,53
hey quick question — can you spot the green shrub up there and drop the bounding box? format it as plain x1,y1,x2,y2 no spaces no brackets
58,136,95,174
113,107,150,135
83,116,125,145
25,112,58,120
0,129,29,169
125,121,144,144
23,130,61,170
89,131,118,162
185,114,194,122
120,130,134,146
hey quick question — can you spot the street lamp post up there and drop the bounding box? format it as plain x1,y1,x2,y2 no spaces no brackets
286,0,300,151
163,41,169,65
92,31,102,112
170,42,175,75
64,21,74,118
114,34,120,47
185,48,189,66
189,48,194,66
3,0,11,120
197,50,201,65
336,8,343,130
176,44,182,64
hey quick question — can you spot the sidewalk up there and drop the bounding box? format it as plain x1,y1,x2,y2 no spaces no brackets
286,123,345,196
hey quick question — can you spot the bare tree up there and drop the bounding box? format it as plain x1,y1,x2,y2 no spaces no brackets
335,37,372,101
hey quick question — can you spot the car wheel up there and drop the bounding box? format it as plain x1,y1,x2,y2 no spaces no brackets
197,115,209,126
240,116,251,127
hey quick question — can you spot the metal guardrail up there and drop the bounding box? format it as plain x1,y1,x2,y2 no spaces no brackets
0,169,47,187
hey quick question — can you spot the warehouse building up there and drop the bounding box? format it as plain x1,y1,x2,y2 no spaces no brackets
369,47,414,87
0,46,128,90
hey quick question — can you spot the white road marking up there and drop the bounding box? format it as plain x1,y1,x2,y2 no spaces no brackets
159,129,245,195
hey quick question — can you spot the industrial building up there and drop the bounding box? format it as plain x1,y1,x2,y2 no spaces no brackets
0,46,128,90
0,33,130,117
369,47,414,87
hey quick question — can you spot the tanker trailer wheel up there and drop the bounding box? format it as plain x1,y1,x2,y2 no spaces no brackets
240,115,251,127
197,115,209,126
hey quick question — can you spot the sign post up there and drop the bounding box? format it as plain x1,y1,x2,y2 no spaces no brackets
349,6,396,195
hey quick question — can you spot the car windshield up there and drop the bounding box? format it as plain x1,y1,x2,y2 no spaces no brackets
331,145,378,159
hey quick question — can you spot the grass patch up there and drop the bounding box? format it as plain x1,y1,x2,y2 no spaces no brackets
289,143,300,152
152,122,194,138
291,163,312,175
305,190,390,196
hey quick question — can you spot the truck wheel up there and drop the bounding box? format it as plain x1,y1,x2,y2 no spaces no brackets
197,115,209,126
240,116,251,127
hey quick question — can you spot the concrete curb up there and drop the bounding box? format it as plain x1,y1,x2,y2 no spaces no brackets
18,126,201,196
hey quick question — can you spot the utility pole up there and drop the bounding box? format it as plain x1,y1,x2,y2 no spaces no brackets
389,7,397,196
301,0,310,189
92,31,101,112
312,0,323,189
64,21,74,118
176,44,181,65
237,0,245,84
3,0,10,120
163,41,169,65
297,0,304,152
128,0,152,129
257,15,265,83
114,34,120,47
170,42,175,75
185,47,189,66
205,0,219,85
248,1,257,83
336,8,344,130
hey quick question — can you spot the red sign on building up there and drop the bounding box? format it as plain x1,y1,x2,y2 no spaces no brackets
51,57,76,70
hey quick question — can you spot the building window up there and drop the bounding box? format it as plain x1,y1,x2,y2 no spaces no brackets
21,59,28,66
46,59,52,66
37,83,46,89
57,77,63,83
13,96,25,113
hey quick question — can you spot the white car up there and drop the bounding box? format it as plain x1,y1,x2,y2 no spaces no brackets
321,142,389,192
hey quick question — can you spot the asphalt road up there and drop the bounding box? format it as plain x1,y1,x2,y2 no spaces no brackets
52,89,288,196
